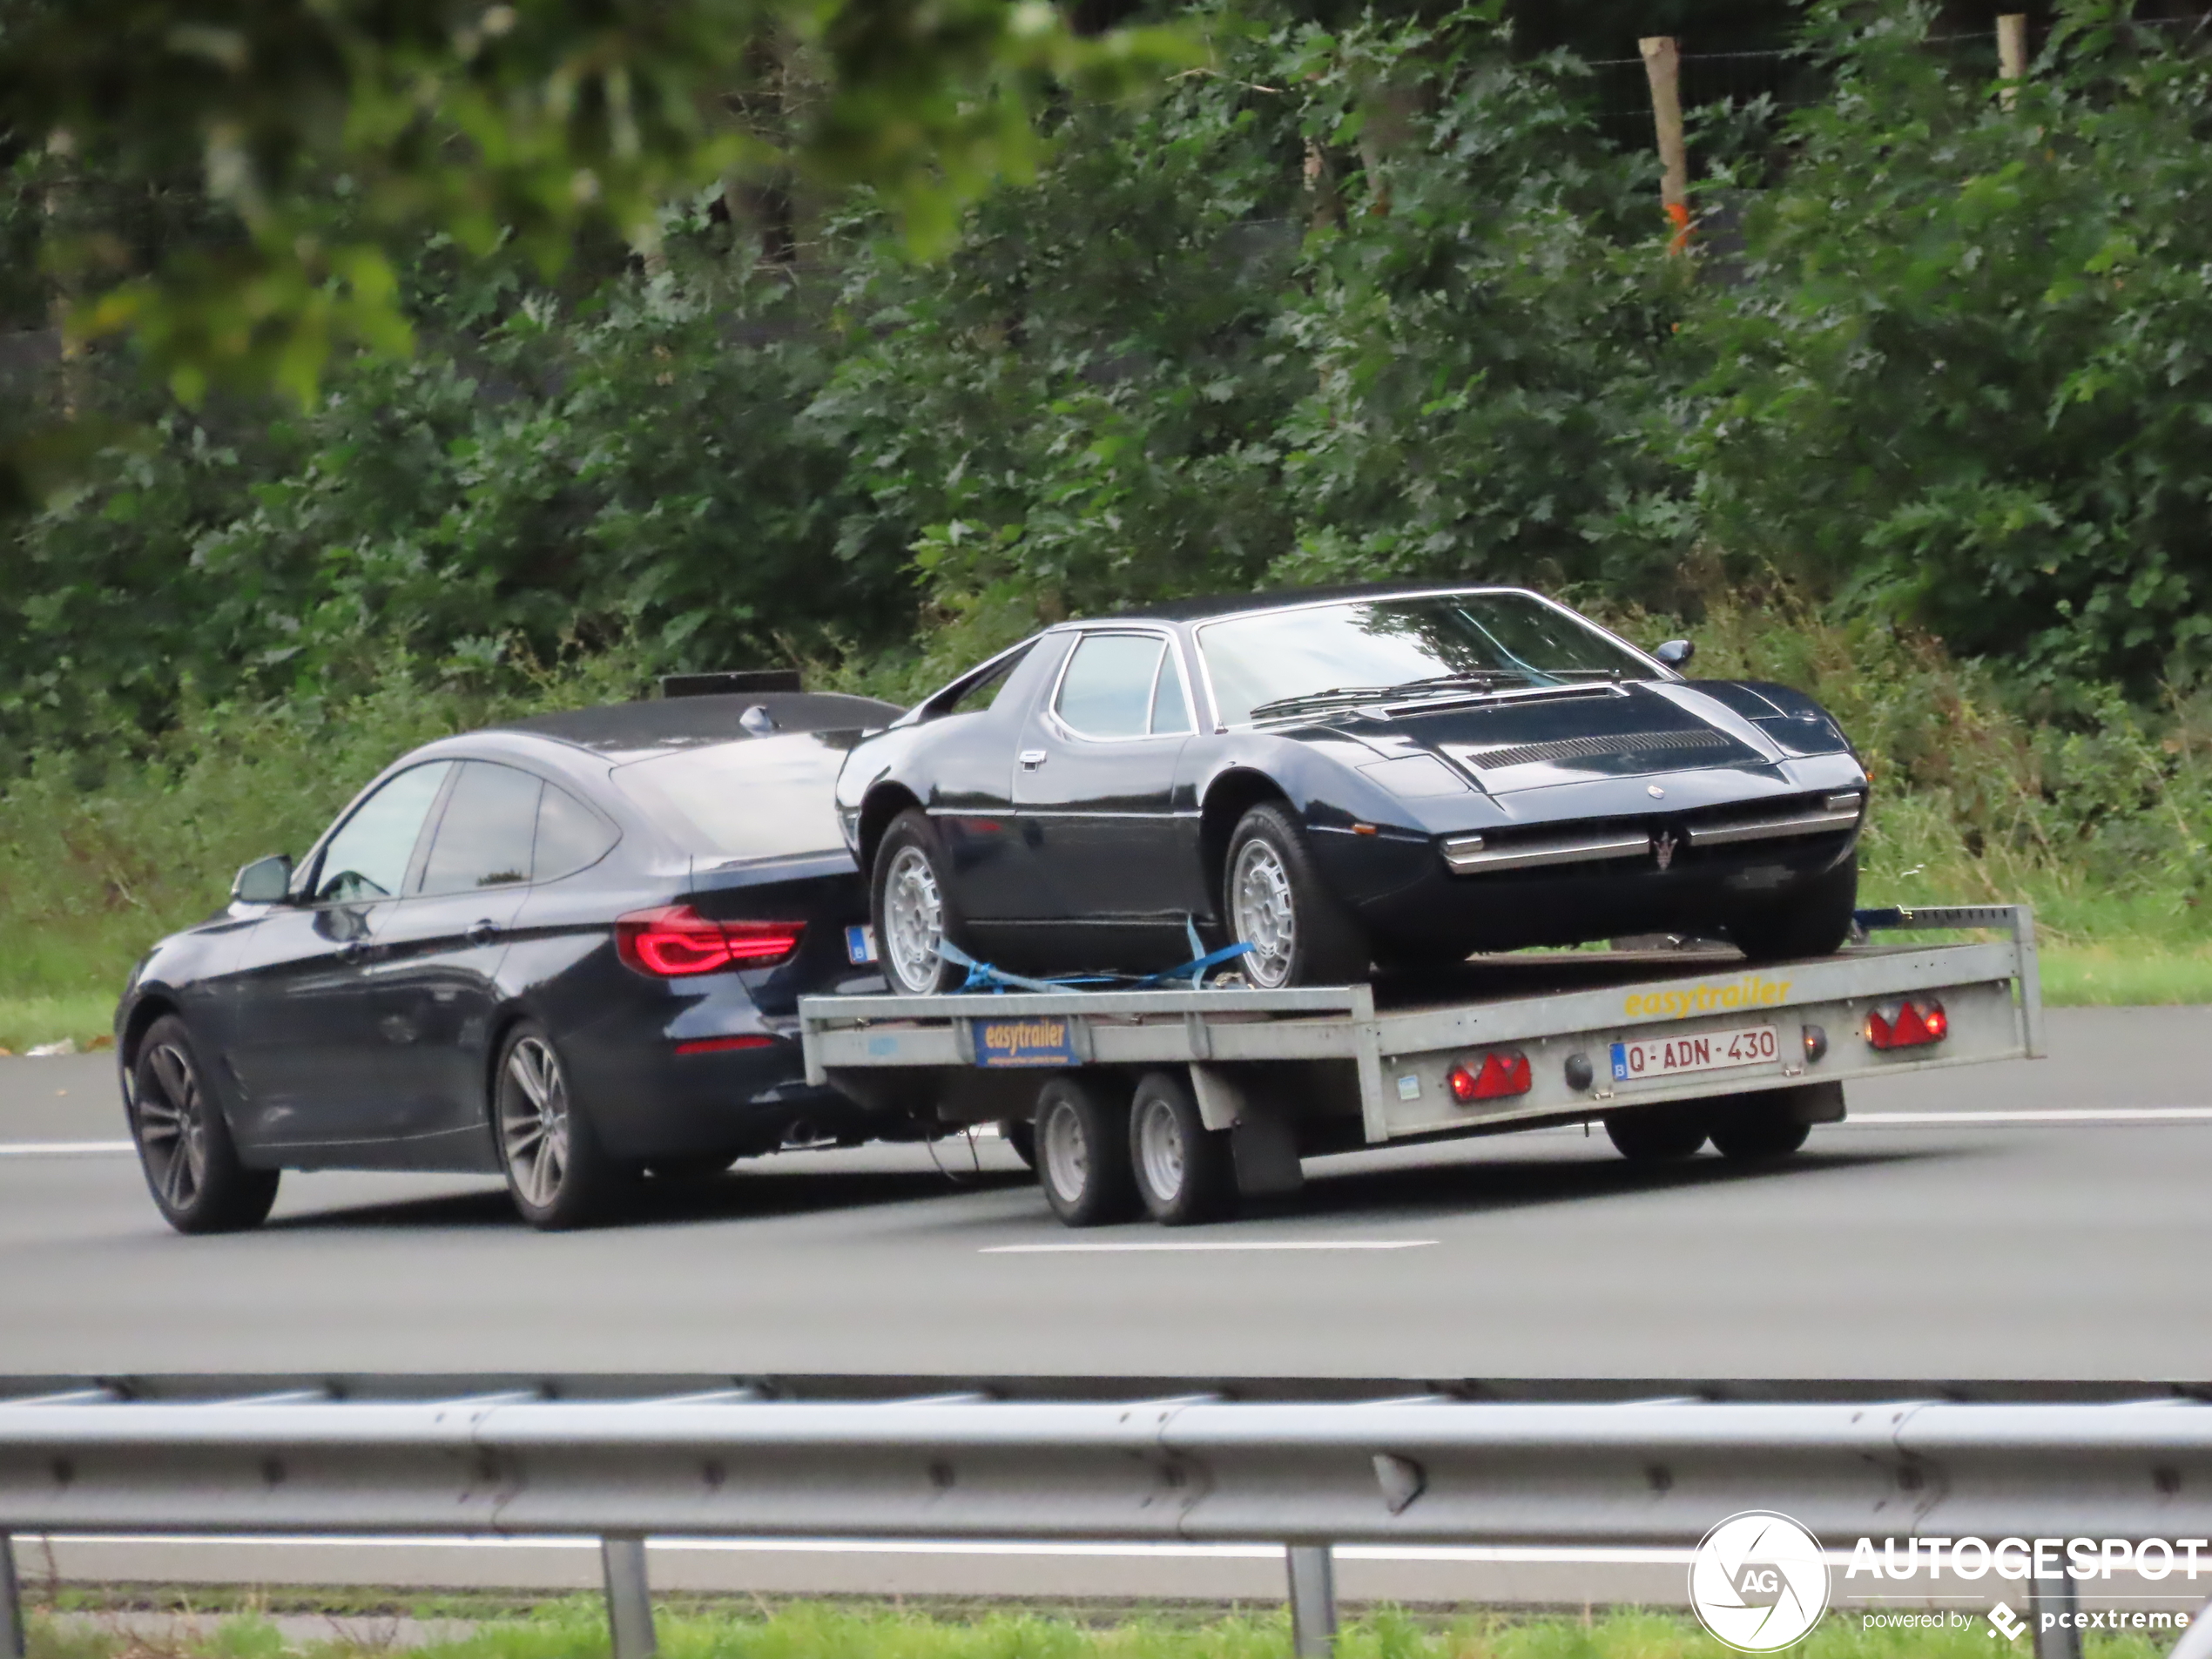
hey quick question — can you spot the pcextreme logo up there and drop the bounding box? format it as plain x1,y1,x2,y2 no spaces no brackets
1689,1512,1832,1652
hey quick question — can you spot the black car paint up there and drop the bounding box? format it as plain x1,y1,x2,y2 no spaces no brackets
835,592,1869,971
116,693,904,1177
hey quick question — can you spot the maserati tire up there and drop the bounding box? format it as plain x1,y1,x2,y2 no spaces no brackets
1223,803,1371,989
872,809,968,996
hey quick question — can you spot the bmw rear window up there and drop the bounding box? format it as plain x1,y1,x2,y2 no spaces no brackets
610,735,849,862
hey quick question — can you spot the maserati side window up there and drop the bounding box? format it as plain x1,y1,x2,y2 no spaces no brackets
416,761,544,895
1150,650,1193,736
313,762,454,904
1055,633,1165,740
943,645,1034,717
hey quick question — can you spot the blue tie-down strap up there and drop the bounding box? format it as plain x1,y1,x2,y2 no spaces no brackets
936,923,1253,995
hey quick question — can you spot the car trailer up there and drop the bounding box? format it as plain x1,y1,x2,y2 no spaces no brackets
797,905,2043,1226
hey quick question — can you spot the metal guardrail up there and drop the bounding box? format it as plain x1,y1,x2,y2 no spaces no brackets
4,1382,2210,1659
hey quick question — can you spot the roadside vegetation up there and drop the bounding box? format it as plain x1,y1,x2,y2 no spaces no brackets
17,1601,2187,1659
5,0,2212,1037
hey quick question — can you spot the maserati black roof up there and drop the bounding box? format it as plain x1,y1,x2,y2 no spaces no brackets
496,691,903,755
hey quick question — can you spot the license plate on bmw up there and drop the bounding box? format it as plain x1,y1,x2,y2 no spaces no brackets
1611,1023,1780,1082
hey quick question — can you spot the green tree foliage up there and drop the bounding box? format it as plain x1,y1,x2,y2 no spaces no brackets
0,0,1192,502
1689,0,2212,702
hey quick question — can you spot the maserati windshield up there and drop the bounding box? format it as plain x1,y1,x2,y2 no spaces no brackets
1199,592,1656,725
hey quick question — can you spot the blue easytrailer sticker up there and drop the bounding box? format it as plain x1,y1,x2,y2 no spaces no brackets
972,1015,1078,1068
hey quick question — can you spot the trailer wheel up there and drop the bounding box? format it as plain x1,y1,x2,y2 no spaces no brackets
1001,1117,1036,1170
1129,1070,1237,1225
1035,1076,1139,1226
1708,1103,1813,1161
1603,1106,1708,1163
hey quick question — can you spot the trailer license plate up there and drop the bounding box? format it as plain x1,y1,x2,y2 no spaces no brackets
1611,1023,1779,1082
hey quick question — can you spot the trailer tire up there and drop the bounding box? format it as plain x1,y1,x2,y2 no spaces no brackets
1603,1106,1708,1163
1129,1070,1237,1226
1035,1076,1139,1226
1709,1105,1813,1161
1001,1117,1036,1170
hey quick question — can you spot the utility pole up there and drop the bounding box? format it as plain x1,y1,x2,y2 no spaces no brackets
1639,37,1691,252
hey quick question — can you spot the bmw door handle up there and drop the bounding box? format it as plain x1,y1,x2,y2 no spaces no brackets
1019,750,1048,772
466,920,501,946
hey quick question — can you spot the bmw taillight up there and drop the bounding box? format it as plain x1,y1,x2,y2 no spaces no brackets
616,907,805,976
1447,1049,1532,1103
1865,996,1947,1051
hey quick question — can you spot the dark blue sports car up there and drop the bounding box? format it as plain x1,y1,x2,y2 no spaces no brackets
833,586,1869,992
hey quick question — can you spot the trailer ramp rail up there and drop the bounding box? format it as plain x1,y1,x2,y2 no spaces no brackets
1,1379,2205,1659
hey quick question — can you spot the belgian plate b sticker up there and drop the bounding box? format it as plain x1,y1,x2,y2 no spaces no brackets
971,1016,1078,1068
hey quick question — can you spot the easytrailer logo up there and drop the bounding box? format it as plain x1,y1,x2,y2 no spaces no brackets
1689,1512,1832,1651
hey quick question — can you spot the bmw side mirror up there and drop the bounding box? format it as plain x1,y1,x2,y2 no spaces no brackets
232,853,293,905
1654,639,1696,669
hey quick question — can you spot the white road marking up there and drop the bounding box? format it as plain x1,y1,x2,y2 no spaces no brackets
0,1140,133,1157
1843,1107,2212,1126
981,1240,1434,1253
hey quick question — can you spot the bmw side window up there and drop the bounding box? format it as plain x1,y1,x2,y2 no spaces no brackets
532,781,618,882
1055,633,1165,740
313,763,455,904
1150,650,1193,736
416,762,544,896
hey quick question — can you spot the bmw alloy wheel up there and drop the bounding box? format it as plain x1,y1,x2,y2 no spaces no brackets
1231,838,1297,988
135,1041,210,1214
883,844,946,992
500,1036,571,1210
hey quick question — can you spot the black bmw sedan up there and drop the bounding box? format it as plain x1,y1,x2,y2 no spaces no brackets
834,586,1871,993
116,690,901,1233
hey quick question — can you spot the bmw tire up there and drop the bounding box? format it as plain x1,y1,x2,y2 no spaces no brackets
1035,1075,1139,1227
1224,803,1371,988
494,1022,626,1230
128,1014,280,1234
872,809,968,996
1128,1069,1236,1226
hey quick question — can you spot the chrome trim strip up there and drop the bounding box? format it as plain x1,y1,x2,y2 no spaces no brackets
1441,829,1652,874
1684,806,1862,847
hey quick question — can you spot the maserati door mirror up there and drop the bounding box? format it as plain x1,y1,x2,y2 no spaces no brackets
1653,638,1696,669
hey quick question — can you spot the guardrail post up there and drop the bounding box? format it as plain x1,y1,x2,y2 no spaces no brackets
1,1534,25,1659
1285,1543,1338,1658
601,1534,658,1659
2029,1563,2080,1659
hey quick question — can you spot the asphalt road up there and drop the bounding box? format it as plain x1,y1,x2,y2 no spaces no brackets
3,1006,2209,1379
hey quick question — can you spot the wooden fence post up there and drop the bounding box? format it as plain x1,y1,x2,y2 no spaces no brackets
1639,36,1691,252
1997,14,2028,108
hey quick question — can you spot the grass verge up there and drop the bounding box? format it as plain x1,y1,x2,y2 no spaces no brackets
20,1602,2193,1659
0,993,117,1055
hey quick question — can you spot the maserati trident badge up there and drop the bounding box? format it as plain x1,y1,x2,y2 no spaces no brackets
1653,829,1678,872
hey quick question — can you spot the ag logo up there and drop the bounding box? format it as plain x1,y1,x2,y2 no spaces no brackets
1689,1511,1831,1651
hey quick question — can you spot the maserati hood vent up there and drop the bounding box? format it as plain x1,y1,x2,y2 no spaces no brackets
1451,728,1737,772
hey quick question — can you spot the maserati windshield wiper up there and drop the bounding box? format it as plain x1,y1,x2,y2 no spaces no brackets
1246,685,1401,721
1380,671,1532,698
